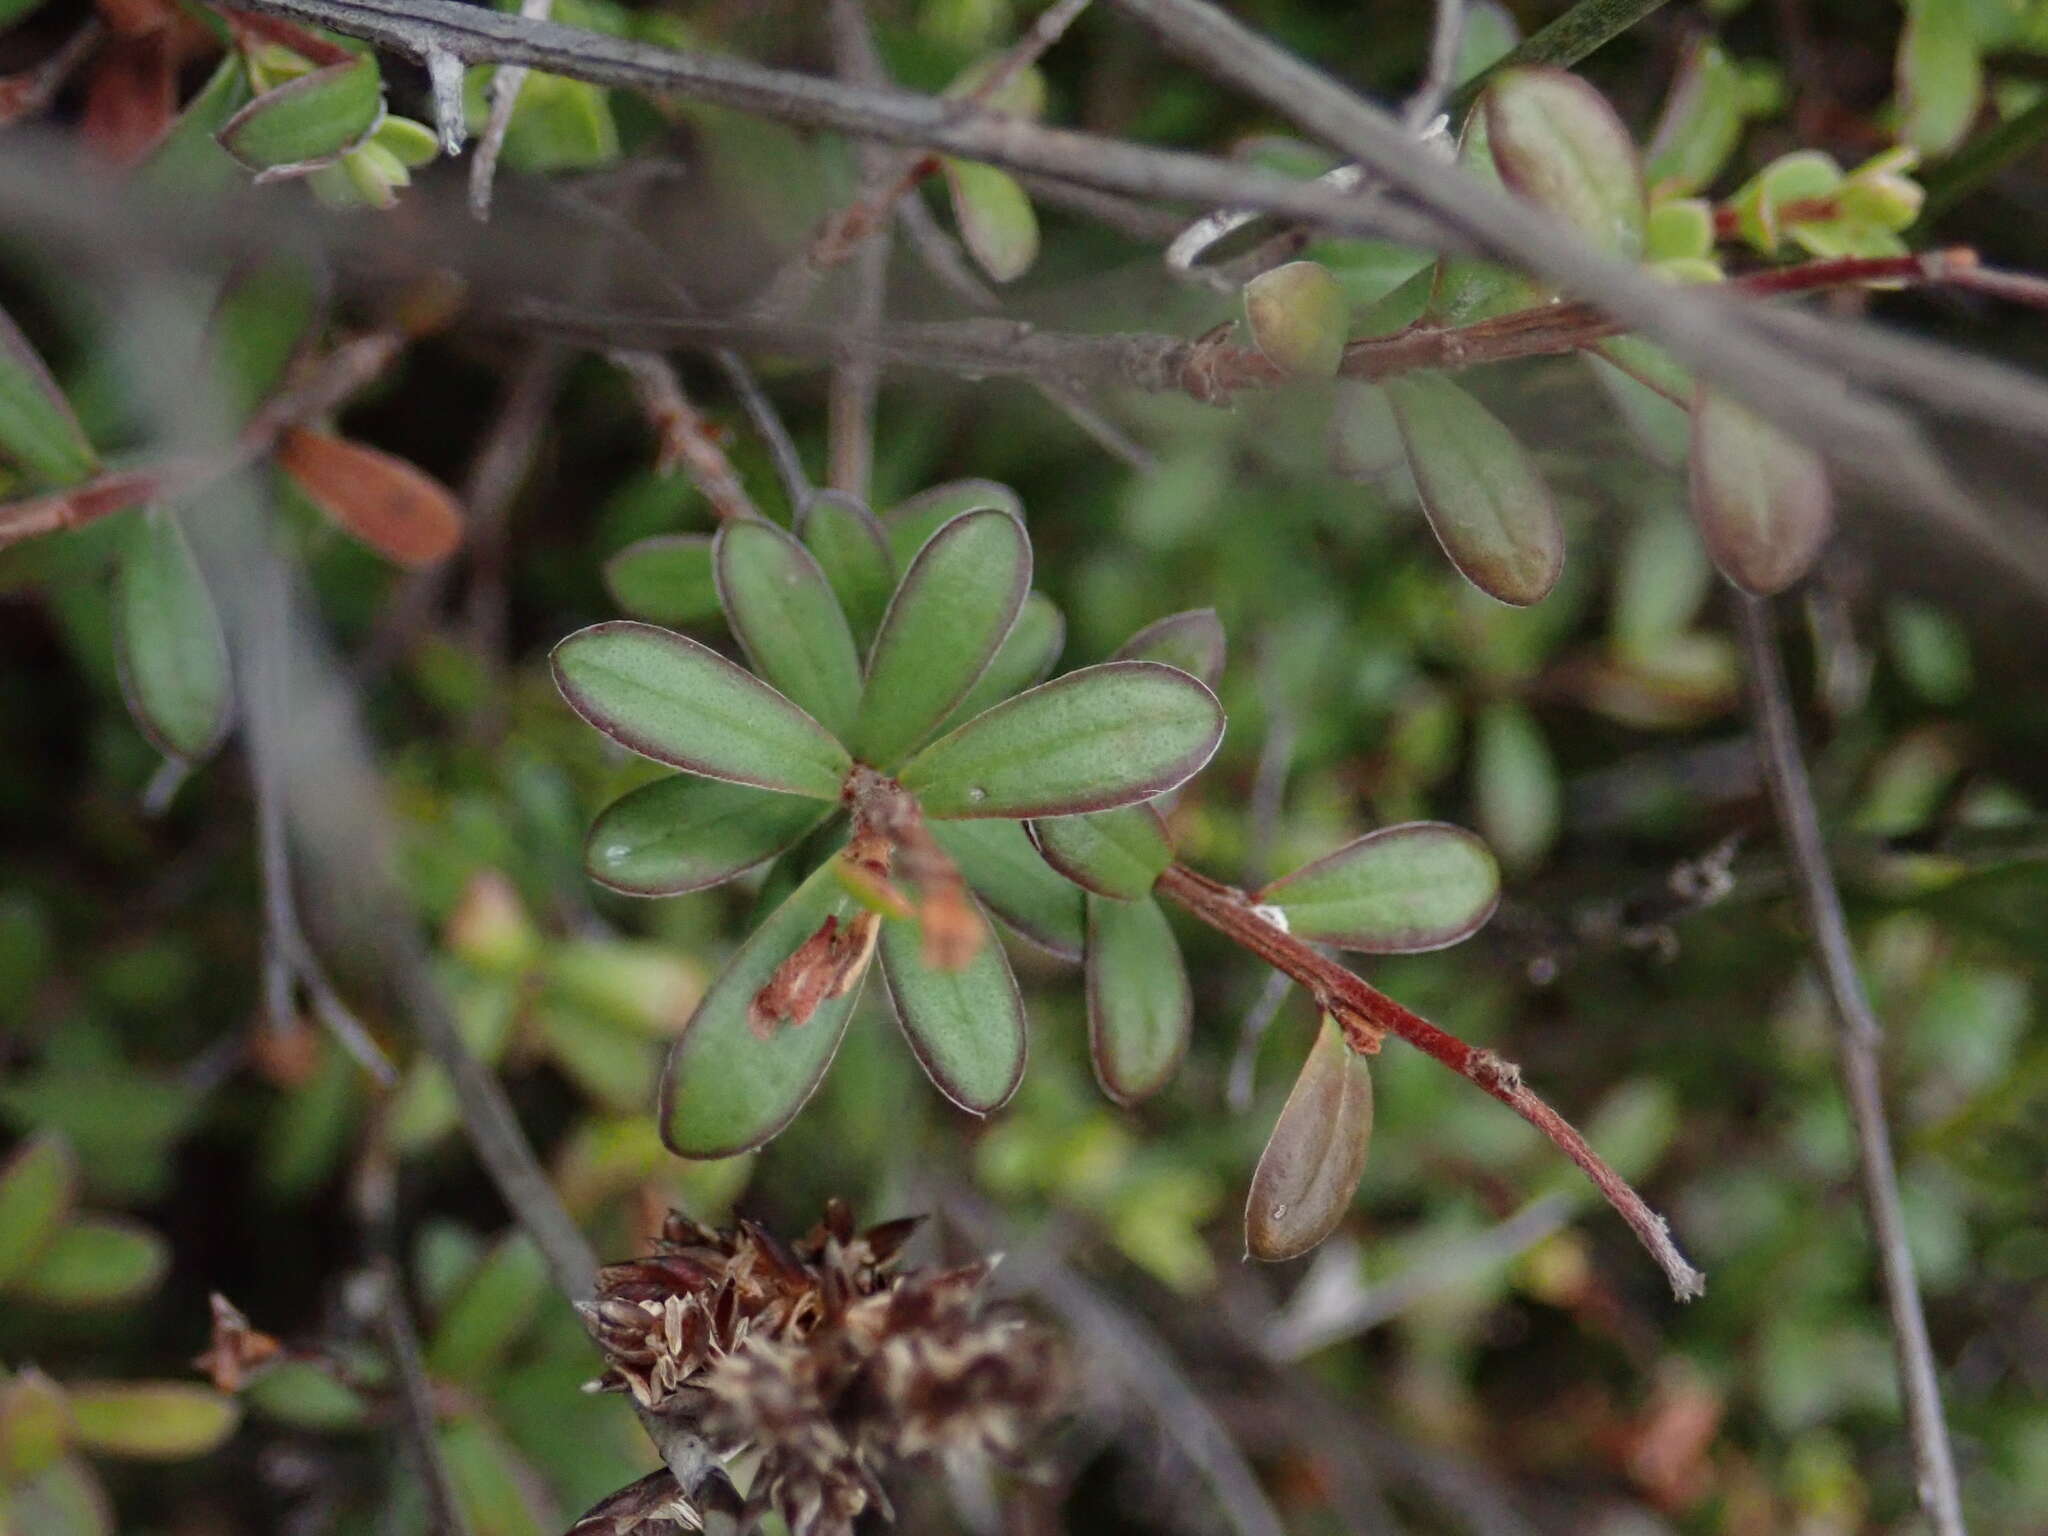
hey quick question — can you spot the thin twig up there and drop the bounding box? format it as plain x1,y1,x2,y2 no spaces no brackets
608,350,761,520
1733,593,1967,1535
1403,0,1466,132
943,1187,1289,1536
1155,861,1705,1299
824,0,891,500
469,0,554,219
0,20,105,125
1450,0,1674,110
361,1257,474,1536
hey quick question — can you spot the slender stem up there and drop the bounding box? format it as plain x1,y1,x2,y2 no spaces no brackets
365,1256,475,1536
608,350,761,520
825,0,890,500
1733,593,1967,1535
1451,0,1674,110
1404,0,1466,131
1155,862,1705,1300
468,0,555,219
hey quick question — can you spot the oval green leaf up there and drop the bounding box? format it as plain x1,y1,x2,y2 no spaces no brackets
799,490,896,649
4,1456,111,1536
1645,39,1745,197
1260,822,1499,952
114,506,232,764
882,479,1022,565
931,818,1084,960
603,535,721,627
879,899,1026,1114
1244,260,1347,378
659,855,868,1157
1473,699,1561,873
0,304,97,488
0,1133,76,1288
244,1360,370,1431
1030,804,1172,901
1689,387,1832,595
851,508,1031,770
903,662,1225,820
0,1368,71,1483
551,621,850,798
1899,1,1981,159
1386,371,1564,607
586,774,827,897
15,1218,168,1308
218,56,381,172
943,158,1040,283
424,1233,546,1384
1112,608,1226,689
1246,1016,1374,1262
65,1384,239,1461
1085,893,1191,1105
1484,66,1645,260
714,518,863,738
932,590,1064,739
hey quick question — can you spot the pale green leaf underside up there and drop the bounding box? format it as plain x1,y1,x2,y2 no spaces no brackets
1258,821,1499,952
879,901,1026,1114
1085,893,1191,1104
114,506,232,764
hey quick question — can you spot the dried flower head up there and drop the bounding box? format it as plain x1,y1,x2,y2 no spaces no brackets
571,1202,1064,1536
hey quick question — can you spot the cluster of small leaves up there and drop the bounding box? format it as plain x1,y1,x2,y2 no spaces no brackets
1236,39,1953,607
0,1136,238,1536
0,265,462,773
572,480,1502,1270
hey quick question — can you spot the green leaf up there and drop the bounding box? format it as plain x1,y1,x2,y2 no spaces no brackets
903,662,1224,820
1453,0,1519,87
879,901,1026,1113
1688,387,1832,595
851,508,1031,770
1430,111,1541,323
931,818,1084,960
1645,39,1747,196
1644,198,1715,264
932,590,1065,738
1386,372,1564,607
799,490,896,649
1473,700,1561,873
0,304,97,489
1243,260,1347,378
881,479,1022,565
1112,608,1225,688
425,1233,546,1384
3,1456,111,1536
209,261,323,421
1245,1016,1373,1262
1030,805,1172,900
551,621,851,798
1589,336,1691,465
586,774,827,896
1612,496,1713,660
244,1361,369,1432
1727,150,1842,254
0,1133,77,1289
714,518,863,738
438,1417,550,1536
602,535,721,627
65,1384,239,1461
1085,893,1191,1105
1484,66,1644,259
1900,0,1982,157
217,56,382,172
1258,822,1500,952
137,55,254,197
480,70,619,172
15,1218,168,1308
0,1368,71,1483
113,507,233,764
943,159,1040,282
660,855,869,1157
540,940,701,1035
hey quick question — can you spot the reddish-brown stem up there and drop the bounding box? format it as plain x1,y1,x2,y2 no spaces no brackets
607,350,759,521
1155,862,1706,1301
0,329,404,552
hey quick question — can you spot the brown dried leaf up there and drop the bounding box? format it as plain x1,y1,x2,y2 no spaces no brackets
749,912,879,1039
275,426,463,568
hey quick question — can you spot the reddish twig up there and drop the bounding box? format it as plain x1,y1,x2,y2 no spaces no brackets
1155,862,1706,1301
607,350,760,521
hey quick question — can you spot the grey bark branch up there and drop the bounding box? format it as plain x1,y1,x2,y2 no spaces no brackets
1735,592,1968,1536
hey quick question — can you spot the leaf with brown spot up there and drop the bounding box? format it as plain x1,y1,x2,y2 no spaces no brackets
275,426,463,568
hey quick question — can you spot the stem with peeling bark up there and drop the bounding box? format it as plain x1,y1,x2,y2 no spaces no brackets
1154,862,1706,1300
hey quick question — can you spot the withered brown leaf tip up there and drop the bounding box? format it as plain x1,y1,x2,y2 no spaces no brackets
570,1201,1064,1536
